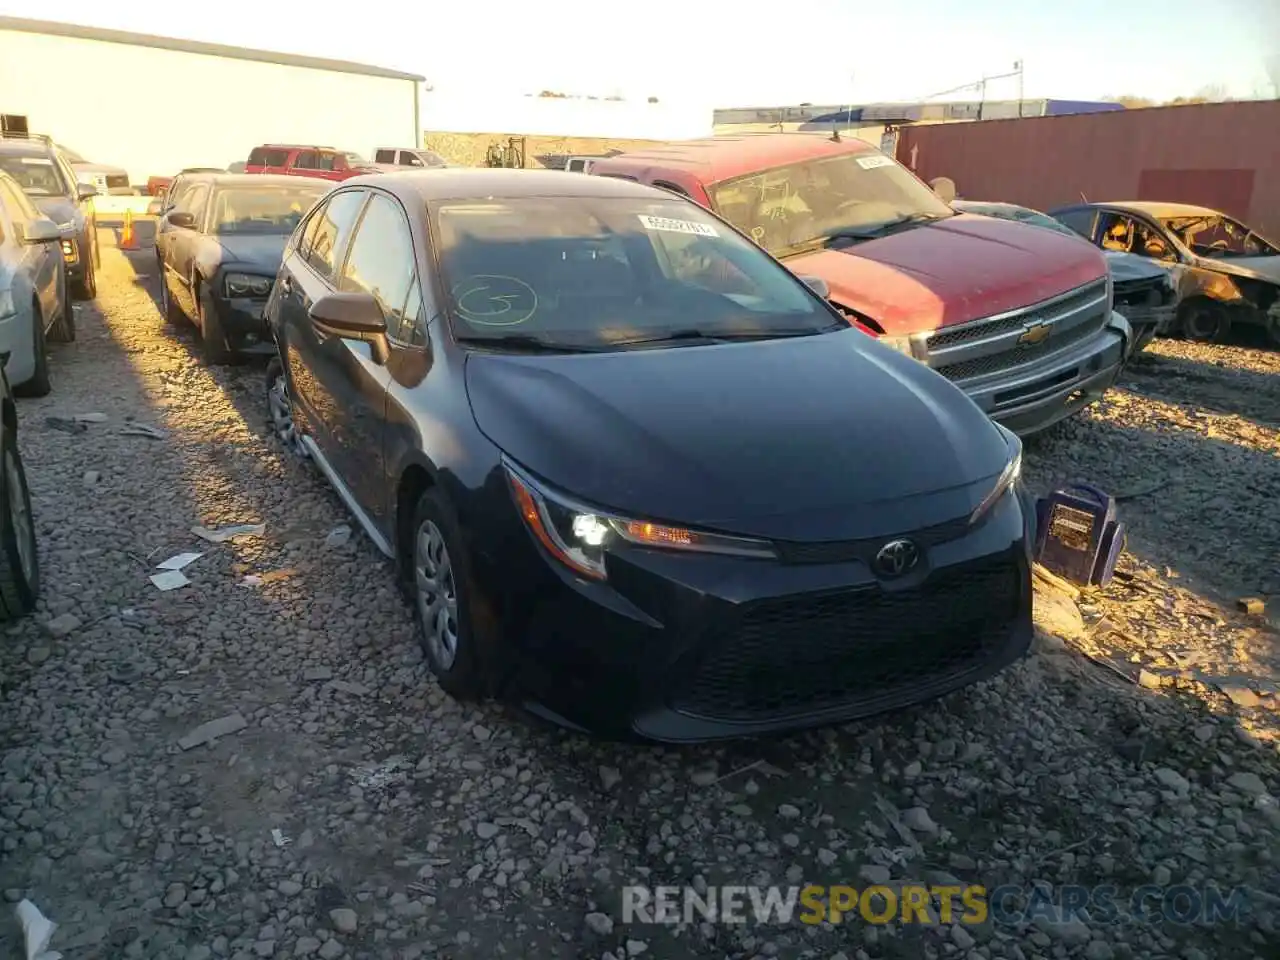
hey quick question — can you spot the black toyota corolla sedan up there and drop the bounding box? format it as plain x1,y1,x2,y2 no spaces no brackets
264,168,1034,743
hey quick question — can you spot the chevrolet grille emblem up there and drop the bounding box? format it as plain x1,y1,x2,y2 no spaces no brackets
1017,321,1053,346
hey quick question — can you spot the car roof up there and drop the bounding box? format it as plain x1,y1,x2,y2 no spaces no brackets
591,133,876,185
1061,200,1224,219
254,144,336,151
180,173,331,190
336,168,677,203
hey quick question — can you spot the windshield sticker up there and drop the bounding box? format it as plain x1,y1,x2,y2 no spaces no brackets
452,275,538,326
18,157,53,165
855,155,895,170
637,215,718,237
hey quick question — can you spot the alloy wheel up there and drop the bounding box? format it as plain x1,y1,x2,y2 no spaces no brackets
415,520,459,670
5,448,35,584
267,368,302,455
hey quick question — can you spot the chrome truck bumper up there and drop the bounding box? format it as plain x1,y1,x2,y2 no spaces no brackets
915,278,1130,438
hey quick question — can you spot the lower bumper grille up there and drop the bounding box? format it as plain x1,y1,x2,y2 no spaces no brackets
670,555,1023,722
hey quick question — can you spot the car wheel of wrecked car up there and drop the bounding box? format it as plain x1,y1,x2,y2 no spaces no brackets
410,488,485,701
159,272,183,325
48,268,75,344
1178,299,1231,343
15,302,51,399
197,284,233,365
265,356,307,459
0,429,40,622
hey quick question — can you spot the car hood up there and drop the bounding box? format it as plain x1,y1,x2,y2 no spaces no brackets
464,328,1012,541
33,196,80,226
783,214,1107,335
208,234,289,273
1105,250,1171,284
1202,255,1280,285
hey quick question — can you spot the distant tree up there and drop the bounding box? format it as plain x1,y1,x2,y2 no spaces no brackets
538,90,569,98
1103,95,1156,108
647,96,659,103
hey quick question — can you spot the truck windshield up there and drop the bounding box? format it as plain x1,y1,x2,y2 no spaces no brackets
0,155,70,197
211,186,328,234
709,152,955,259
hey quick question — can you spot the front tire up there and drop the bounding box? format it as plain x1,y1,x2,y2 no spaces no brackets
197,283,233,365
72,246,96,301
265,355,306,458
49,266,75,343
1179,300,1230,343
410,488,486,701
15,303,51,398
0,428,40,621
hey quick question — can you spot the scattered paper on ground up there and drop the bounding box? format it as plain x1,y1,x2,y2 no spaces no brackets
192,523,266,543
155,551,203,571
149,570,189,591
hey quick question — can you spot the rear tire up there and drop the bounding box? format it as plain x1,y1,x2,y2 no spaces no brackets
1178,300,1230,343
409,487,487,701
265,355,306,458
48,267,75,343
72,254,96,301
15,303,51,399
0,428,40,622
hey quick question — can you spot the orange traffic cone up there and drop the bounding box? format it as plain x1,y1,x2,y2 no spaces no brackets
120,209,136,250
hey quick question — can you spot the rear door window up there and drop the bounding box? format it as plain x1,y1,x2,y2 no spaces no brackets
316,153,338,172
375,149,395,164
305,190,367,283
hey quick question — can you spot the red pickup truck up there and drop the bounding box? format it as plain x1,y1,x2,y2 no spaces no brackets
244,144,388,182
590,134,1132,437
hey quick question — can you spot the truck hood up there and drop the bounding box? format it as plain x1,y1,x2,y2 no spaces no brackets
464,328,1012,541
784,214,1107,335
1201,255,1280,285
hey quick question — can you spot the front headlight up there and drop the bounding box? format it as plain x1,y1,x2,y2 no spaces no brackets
968,428,1023,526
0,290,14,319
225,273,273,298
504,460,776,580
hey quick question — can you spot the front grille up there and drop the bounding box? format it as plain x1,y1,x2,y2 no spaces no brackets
928,280,1107,349
774,514,971,565
924,279,1110,384
670,555,1022,721
935,318,1098,381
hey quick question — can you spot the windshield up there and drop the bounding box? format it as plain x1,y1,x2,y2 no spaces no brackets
0,155,70,197
1161,214,1278,259
210,186,327,235
708,151,955,258
432,196,839,351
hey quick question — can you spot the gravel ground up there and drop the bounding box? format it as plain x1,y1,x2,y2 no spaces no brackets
1,232,1278,960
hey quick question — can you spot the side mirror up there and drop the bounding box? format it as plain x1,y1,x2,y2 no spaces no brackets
308,292,389,364
22,217,63,244
798,275,830,299
166,211,196,229
76,183,98,201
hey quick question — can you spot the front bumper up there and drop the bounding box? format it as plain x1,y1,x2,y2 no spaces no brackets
212,294,275,355
1114,303,1175,357
956,311,1130,438
479,482,1035,744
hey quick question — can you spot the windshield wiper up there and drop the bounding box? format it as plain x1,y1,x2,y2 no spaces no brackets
455,334,604,354
829,212,949,241
610,327,831,347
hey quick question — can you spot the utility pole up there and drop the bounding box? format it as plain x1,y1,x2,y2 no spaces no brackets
1015,60,1024,116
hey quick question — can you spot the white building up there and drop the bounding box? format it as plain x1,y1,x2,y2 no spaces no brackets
0,16,424,187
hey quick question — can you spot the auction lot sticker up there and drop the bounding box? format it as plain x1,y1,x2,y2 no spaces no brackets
855,155,895,170
638,215,719,237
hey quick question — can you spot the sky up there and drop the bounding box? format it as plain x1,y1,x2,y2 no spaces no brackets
2,0,1277,108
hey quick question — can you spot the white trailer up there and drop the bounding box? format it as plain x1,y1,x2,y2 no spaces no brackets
0,16,423,188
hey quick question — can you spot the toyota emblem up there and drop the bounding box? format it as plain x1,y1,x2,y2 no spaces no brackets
874,538,920,577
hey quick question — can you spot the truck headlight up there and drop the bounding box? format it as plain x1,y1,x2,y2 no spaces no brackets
225,273,273,298
504,459,775,580
969,428,1023,526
